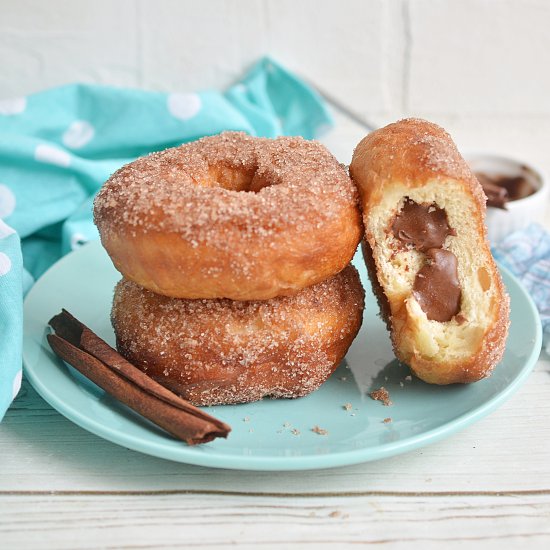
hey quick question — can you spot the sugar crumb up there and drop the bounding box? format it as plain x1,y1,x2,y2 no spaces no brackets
312,425,329,436
370,387,392,406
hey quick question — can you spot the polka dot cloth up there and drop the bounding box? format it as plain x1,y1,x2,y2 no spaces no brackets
0,57,334,420
0,219,15,238
167,93,202,120
0,217,23,416
0,252,12,275
0,184,16,218
62,120,95,149
34,144,72,167
0,97,26,115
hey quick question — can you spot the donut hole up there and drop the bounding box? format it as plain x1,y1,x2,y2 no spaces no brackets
477,266,492,291
209,165,272,193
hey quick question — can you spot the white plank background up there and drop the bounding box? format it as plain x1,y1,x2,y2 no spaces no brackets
2,1,550,547
2,0,550,122
1,493,550,549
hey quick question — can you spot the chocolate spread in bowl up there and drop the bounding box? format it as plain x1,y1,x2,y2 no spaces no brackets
392,198,461,322
475,172,536,209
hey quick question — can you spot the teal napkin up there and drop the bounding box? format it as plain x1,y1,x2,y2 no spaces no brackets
0,57,333,420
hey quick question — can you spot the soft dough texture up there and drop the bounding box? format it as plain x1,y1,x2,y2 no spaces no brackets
350,118,509,384
111,266,365,406
94,132,362,300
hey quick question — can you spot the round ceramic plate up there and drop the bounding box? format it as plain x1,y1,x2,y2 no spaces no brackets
23,240,542,471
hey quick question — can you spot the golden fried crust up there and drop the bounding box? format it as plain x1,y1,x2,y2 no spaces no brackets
350,118,487,215
94,132,363,300
111,265,365,406
351,118,510,384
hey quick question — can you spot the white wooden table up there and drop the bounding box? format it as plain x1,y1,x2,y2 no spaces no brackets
1,117,549,549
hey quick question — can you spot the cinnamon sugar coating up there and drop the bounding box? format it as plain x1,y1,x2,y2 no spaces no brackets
94,132,363,300
111,265,365,406
350,118,487,214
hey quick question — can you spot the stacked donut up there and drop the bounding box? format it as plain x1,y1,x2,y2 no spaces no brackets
94,132,365,406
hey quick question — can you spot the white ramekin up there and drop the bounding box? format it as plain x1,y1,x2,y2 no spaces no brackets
465,153,549,245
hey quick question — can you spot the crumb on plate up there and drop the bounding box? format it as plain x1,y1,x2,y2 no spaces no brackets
312,425,329,436
370,386,392,406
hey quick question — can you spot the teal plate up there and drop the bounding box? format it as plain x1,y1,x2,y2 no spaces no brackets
23,240,542,471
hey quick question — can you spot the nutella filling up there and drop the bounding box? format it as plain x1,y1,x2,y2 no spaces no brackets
413,249,461,322
392,198,455,252
392,198,461,322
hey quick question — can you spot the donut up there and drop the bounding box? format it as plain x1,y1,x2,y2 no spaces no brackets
349,118,510,384
94,132,363,300
111,265,365,406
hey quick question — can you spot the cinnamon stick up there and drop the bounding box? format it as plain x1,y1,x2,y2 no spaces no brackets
47,310,231,445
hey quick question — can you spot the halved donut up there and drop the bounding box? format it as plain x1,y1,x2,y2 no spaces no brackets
350,118,510,384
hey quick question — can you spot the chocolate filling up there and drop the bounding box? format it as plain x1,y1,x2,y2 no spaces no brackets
392,198,461,322
392,198,455,252
413,249,461,322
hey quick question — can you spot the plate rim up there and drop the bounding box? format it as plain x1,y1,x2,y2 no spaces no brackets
22,240,543,471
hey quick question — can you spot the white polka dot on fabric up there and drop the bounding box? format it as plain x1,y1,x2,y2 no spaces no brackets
0,184,16,218
233,83,247,94
12,370,22,399
0,219,15,239
62,120,95,149
0,97,26,115
167,93,202,121
34,144,71,168
70,232,88,250
0,252,12,276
